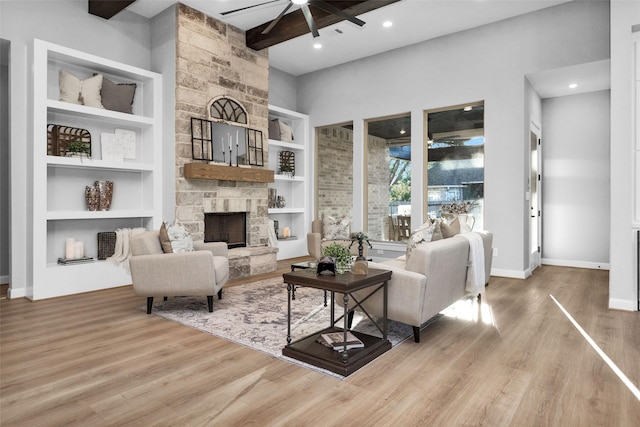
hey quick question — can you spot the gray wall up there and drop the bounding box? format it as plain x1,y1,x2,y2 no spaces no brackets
268,67,297,111
293,0,609,278
1,0,151,294
541,90,610,267
1,39,9,283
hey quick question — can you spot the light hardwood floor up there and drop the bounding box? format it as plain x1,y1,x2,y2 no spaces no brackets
1,264,639,426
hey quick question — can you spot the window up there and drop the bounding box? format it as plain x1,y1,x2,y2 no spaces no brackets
365,113,411,242
425,103,484,230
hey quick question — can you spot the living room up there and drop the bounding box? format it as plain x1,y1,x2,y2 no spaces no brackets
1,0,638,424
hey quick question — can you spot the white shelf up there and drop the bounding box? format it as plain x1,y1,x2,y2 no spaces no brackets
47,210,155,220
268,105,310,260
47,155,153,171
29,39,162,300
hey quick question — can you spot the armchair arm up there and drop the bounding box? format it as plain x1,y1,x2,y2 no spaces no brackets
130,251,218,296
193,241,228,257
307,232,322,260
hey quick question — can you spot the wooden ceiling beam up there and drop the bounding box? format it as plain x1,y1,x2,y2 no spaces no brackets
246,0,400,51
88,0,136,20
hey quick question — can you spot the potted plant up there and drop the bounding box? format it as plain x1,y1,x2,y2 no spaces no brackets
322,242,352,274
66,139,91,159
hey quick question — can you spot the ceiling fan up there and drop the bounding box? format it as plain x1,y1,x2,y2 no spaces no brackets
221,0,366,38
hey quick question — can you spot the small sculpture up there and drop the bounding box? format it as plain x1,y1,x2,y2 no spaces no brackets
316,256,336,276
350,232,372,275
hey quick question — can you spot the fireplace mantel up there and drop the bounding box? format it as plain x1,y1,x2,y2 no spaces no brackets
184,163,274,183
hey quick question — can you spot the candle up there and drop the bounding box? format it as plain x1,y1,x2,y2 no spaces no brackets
228,133,231,151
65,238,76,259
282,227,290,238
74,241,84,259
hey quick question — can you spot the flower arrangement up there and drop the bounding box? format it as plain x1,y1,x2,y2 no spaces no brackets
440,200,478,215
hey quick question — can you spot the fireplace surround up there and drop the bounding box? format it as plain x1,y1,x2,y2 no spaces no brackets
205,212,246,249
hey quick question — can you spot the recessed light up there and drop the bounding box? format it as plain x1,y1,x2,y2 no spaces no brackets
569,83,578,89
383,21,393,28
464,106,473,111
292,0,308,5
313,42,322,49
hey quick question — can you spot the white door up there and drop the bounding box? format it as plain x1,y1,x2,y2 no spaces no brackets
529,128,542,272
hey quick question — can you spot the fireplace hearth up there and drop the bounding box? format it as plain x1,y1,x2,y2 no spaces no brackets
205,212,247,249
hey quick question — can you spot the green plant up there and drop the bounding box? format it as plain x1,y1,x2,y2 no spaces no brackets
322,242,352,269
66,140,90,156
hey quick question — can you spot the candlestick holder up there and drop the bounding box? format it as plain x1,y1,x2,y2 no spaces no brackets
229,148,232,166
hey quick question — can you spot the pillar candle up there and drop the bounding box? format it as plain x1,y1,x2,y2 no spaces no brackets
282,227,290,238
74,241,84,259
65,238,76,259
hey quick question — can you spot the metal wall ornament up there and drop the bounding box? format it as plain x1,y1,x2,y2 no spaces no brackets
190,117,264,166
279,150,295,176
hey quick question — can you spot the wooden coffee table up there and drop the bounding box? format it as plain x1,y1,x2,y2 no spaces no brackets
282,268,392,376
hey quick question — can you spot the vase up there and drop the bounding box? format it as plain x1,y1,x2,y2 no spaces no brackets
96,180,113,211
85,185,99,211
276,196,286,208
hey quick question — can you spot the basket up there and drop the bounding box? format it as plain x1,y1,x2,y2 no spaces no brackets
97,231,117,260
47,124,92,157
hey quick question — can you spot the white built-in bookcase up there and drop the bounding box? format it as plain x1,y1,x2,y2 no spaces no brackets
28,39,162,299
268,105,310,260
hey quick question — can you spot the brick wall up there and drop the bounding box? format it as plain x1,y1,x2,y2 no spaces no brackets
367,135,390,240
316,126,353,220
174,3,271,246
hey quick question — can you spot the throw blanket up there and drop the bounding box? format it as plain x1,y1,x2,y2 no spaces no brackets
460,232,485,296
107,227,146,272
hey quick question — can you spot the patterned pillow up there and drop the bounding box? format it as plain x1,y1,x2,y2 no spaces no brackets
406,220,435,259
159,220,194,253
322,215,350,240
441,216,461,238
59,70,104,108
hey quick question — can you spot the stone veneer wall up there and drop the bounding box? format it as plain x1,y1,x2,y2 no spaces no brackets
174,3,271,247
367,134,390,240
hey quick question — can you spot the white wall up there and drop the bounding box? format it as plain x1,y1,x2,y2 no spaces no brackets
269,67,297,111
0,0,151,296
541,90,611,269
295,0,610,277
610,0,640,311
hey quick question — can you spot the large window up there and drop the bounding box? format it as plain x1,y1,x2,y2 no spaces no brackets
425,103,484,230
365,113,411,242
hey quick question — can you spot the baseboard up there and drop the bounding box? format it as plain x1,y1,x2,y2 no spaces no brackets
609,298,638,311
7,287,26,299
490,268,527,279
542,258,610,270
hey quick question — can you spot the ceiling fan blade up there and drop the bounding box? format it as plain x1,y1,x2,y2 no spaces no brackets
262,2,294,35
311,0,365,27
221,0,281,16
301,4,319,38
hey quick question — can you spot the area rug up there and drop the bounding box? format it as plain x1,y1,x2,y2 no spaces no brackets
148,277,436,379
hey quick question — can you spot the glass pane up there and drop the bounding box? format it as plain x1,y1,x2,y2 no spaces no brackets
316,123,354,220
426,104,484,230
366,114,411,242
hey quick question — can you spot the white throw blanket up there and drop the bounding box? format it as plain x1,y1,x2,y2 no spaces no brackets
460,232,485,296
267,219,279,248
107,227,146,272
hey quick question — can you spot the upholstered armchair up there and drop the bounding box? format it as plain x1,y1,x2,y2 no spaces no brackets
129,230,230,314
306,217,367,260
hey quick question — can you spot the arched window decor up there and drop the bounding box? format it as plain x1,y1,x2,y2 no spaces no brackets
207,96,247,124
191,96,264,166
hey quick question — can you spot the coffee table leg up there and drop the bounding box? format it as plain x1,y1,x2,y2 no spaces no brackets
287,283,293,344
342,293,349,360
324,290,327,307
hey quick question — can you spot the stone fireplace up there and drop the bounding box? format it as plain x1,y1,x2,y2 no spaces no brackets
172,4,277,279
204,212,246,248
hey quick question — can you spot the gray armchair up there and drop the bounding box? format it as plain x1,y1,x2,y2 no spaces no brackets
129,230,230,314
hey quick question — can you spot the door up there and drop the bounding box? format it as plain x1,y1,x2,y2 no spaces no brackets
529,127,542,272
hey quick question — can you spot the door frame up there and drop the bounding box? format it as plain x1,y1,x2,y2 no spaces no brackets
529,120,542,273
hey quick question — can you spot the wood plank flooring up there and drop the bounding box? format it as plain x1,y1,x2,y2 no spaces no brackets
1,265,639,426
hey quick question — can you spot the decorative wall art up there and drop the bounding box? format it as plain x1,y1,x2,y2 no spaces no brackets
190,117,264,166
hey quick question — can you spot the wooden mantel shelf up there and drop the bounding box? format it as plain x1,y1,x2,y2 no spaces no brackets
184,163,274,183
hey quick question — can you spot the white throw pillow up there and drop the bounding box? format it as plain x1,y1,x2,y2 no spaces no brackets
322,215,350,240
59,70,104,108
159,220,194,253
405,220,434,260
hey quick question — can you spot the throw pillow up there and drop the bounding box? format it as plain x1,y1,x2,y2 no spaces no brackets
441,216,461,238
59,70,104,108
322,215,350,240
159,220,194,253
269,118,294,142
405,220,434,260
431,219,444,241
100,77,136,114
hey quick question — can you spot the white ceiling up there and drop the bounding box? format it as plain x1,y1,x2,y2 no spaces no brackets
126,0,610,97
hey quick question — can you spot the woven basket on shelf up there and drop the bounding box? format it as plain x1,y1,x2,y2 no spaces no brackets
47,124,91,157
97,231,117,260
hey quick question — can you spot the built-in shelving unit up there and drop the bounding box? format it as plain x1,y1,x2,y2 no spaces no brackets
268,105,310,260
28,39,162,300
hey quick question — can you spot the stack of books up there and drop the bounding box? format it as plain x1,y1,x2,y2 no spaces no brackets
318,331,364,352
